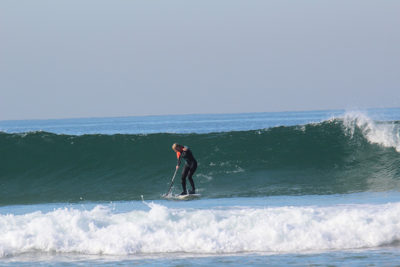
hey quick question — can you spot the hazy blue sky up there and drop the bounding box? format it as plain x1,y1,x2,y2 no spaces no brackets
1,0,399,120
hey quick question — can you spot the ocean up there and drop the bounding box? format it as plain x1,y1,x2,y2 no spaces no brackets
1,108,400,266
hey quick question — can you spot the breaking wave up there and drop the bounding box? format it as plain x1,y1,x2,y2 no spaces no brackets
1,113,399,204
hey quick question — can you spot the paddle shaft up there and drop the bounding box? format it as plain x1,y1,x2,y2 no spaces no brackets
166,167,179,195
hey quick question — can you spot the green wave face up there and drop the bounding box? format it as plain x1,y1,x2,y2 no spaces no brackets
1,119,400,205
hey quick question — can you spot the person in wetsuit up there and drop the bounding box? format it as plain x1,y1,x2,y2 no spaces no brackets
172,143,197,195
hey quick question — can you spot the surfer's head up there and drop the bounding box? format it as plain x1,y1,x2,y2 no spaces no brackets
172,143,182,152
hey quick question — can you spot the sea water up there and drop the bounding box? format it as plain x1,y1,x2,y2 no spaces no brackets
1,108,400,266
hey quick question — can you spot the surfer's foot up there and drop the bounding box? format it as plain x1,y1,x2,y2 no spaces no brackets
180,191,188,195
189,189,195,195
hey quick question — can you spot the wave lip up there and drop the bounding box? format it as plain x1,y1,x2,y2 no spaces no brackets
1,202,400,257
342,112,400,152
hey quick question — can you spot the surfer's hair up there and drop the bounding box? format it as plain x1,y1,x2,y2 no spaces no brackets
172,143,181,151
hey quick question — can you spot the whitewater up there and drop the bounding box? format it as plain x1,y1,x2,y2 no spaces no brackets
2,196,400,257
1,108,400,266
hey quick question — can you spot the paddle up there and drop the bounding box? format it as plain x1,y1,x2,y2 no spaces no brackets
165,166,179,196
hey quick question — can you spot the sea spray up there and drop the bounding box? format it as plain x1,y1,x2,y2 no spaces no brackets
342,112,400,152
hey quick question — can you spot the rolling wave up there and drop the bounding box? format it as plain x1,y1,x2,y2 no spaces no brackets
1,113,399,204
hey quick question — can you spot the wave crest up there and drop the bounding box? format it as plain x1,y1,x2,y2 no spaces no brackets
342,112,400,152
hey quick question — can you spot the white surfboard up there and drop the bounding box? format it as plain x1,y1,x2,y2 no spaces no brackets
163,193,201,200
175,193,201,200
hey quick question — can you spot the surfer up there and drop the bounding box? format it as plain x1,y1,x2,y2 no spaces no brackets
172,143,197,195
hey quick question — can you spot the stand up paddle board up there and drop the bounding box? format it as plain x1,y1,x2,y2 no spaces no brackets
176,193,201,200
163,193,201,200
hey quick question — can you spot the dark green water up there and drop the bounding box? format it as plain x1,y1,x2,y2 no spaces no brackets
1,119,400,205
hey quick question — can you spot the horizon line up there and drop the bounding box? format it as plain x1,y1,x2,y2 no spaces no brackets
1,106,399,123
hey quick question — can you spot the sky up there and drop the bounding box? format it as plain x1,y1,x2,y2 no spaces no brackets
1,0,399,120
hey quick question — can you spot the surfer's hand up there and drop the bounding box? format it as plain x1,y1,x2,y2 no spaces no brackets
176,165,179,170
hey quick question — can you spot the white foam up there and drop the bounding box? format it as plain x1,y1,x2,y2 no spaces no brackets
1,202,400,257
342,111,400,152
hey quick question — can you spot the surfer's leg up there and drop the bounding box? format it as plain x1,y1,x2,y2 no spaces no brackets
181,165,190,194
188,163,197,194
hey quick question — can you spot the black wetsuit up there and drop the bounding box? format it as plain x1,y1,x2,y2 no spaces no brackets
177,147,197,194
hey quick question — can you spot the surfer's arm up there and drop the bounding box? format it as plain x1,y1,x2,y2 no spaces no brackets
176,152,182,169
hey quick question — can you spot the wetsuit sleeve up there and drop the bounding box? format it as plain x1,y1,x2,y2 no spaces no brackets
176,152,181,166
